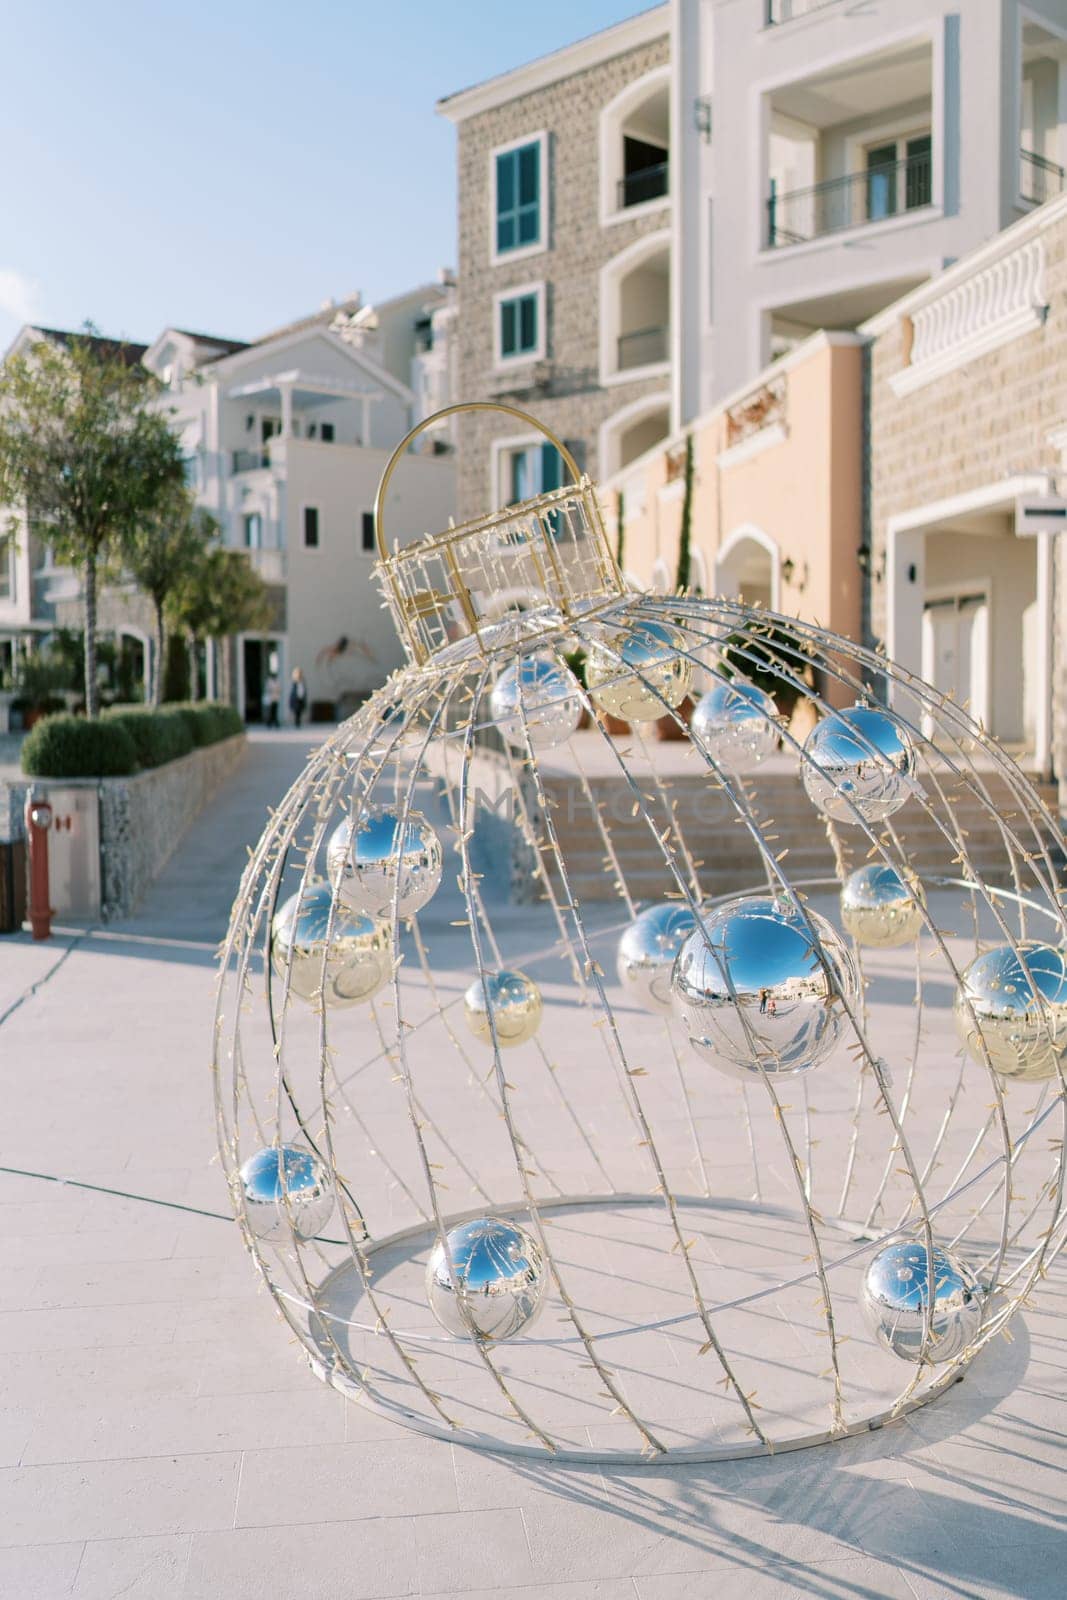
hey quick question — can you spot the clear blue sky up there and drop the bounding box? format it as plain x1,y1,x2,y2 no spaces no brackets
0,0,651,351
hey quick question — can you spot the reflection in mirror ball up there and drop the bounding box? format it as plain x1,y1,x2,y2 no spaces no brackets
327,805,443,920
617,902,698,1014
271,882,392,1006
426,1217,547,1340
690,678,778,773
463,969,543,1048
803,705,915,825
840,863,924,950
861,1238,982,1364
955,941,1067,1082
238,1145,334,1243
490,651,584,750
586,621,692,723
673,895,859,1077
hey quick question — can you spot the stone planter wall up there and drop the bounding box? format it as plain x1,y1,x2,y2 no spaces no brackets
1,733,246,922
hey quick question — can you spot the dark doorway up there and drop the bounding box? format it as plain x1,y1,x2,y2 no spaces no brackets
243,638,279,723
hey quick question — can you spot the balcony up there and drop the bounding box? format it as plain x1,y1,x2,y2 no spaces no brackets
765,0,840,23
617,161,669,210
245,548,287,584
1020,148,1066,206
232,449,270,474
767,147,933,248
617,325,668,372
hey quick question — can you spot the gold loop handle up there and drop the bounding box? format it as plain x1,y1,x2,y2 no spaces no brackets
372,401,582,562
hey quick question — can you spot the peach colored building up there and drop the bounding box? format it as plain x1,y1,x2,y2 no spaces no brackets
604,331,864,669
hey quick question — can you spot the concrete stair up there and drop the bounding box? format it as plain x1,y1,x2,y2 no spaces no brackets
535,764,1065,905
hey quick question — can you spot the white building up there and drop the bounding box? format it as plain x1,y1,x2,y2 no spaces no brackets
673,0,1067,422
2,285,456,720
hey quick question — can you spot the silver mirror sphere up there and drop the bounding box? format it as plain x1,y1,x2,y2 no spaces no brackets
617,902,698,1013
803,705,915,825
327,806,443,920
490,651,583,751
862,1238,982,1364
955,941,1067,1082
238,1144,334,1243
672,895,859,1077
840,864,924,950
426,1217,547,1340
271,882,392,1007
586,621,692,723
463,969,543,1048
691,678,778,773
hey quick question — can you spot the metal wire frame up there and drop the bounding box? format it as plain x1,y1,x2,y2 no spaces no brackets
212,591,1067,1463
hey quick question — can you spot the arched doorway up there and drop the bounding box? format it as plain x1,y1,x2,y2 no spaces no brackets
715,526,779,610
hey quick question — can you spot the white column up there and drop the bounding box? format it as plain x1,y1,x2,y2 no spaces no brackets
1035,530,1054,779
279,382,294,440
885,521,926,709
205,638,217,702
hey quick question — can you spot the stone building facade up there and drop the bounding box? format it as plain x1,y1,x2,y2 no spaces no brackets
865,192,1067,788
438,7,672,523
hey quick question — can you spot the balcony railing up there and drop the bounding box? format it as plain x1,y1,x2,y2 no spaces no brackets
232,449,270,473
617,324,668,371
767,150,933,247
1020,148,1066,206
245,548,287,584
765,0,840,22
617,161,669,209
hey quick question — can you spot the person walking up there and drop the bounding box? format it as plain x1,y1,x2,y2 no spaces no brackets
289,667,308,729
264,671,281,728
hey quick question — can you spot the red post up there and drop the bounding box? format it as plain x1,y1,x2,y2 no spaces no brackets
24,790,53,941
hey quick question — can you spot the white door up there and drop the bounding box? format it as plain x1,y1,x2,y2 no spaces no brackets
922,593,988,733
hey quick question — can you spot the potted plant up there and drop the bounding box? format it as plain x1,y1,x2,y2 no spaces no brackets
11,652,70,729
563,647,594,731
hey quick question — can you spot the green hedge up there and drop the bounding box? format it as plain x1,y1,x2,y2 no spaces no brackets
20,702,243,778
103,705,194,768
21,715,138,778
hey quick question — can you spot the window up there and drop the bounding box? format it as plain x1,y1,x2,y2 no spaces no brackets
501,440,562,506
0,537,11,601
183,454,200,489
243,513,263,549
303,507,320,548
321,422,335,443
494,283,545,366
492,133,546,261
361,511,376,553
865,133,932,221
501,294,537,358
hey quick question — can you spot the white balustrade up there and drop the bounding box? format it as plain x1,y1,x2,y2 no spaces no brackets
894,237,1048,394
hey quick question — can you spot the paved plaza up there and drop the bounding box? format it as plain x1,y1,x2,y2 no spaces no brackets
0,730,1065,1599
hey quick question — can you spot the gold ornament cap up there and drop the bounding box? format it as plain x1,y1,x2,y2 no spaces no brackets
373,402,626,667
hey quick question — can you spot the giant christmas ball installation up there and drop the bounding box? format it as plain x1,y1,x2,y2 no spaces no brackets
215,401,1067,1465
